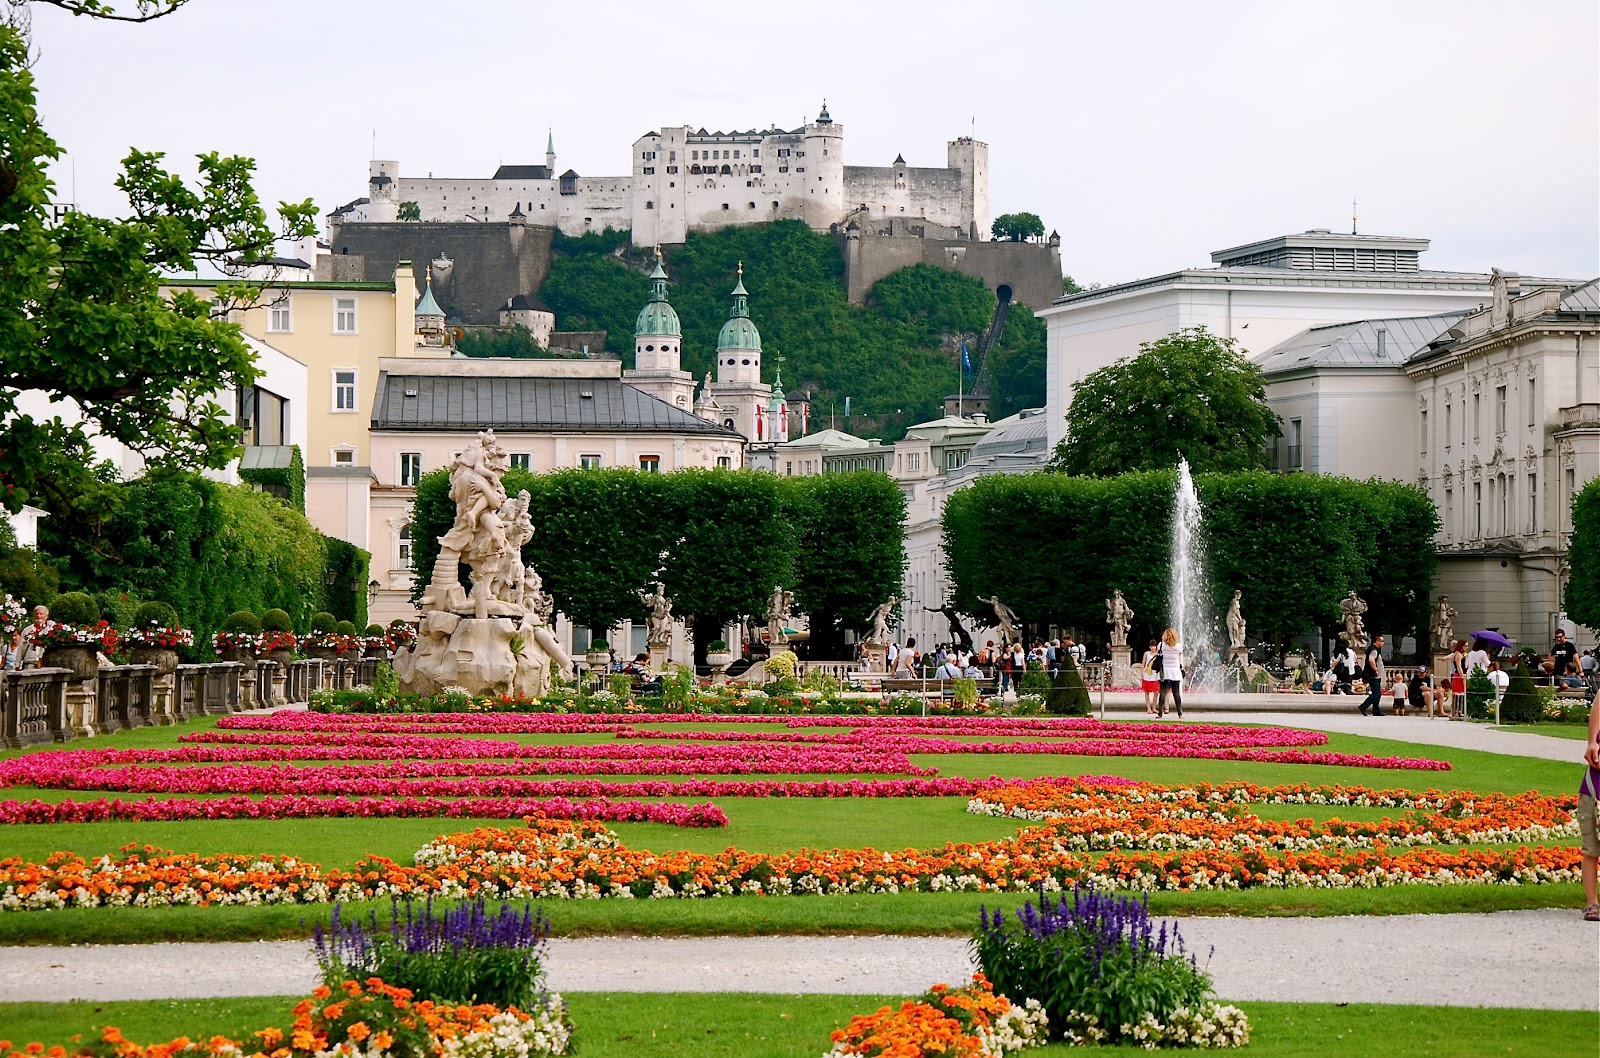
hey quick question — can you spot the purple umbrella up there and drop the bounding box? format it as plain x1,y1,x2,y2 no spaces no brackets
1469,630,1513,650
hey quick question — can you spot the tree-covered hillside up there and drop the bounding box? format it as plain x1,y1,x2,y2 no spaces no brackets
537,221,1046,437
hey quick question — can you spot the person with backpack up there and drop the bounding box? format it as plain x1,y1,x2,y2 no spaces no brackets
1358,635,1387,716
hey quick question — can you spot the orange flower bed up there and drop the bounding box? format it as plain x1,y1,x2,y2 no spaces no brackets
1,782,1583,912
824,975,1047,1057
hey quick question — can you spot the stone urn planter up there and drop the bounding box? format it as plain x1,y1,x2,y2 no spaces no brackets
306,645,340,660
363,645,388,660
220,647,258,667
129,647,180,675
585,649,612,672
264,648,295,670
705,651,734,668
42,646,99,681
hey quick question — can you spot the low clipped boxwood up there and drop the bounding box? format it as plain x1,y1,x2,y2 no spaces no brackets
133,600,179,629
222,609,262,634
309,611,337,634
334,619,358,637
365,623,384,636
50,591,101,627
261,608,293,633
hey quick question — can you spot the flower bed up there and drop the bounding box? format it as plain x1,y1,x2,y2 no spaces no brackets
824,975,1047,1058
1,779,1579,911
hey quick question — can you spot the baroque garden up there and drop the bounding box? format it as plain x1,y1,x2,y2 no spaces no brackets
2,6,1597,1057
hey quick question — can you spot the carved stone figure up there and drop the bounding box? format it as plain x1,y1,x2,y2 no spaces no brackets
1106,589,1134,648
866,595,899,645
1491,267,1510,328
1429,595,1457,650
925,602,973,652
400,429,571,697
1339,591,1368,649
987,595,1019,645
1226,590,1247,650
638,581,674,647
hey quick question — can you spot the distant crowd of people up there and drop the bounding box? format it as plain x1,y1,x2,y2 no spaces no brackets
868,636,1088,693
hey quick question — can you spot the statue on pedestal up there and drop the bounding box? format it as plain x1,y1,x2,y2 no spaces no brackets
1339,591,1368,649
765,585,794,647
925,602,973,653
638,581,674,648
1429,595,1457,650
1106,589,1134,648
865,595,899,645
987,596,1019,645
1226,590,1247,650
396,429,572,697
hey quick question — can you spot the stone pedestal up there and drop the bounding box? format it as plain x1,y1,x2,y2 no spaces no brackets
151,674,177,724
1229,646,1249,669
648,643,669,674
1109,646,1136,687
862,642,888,674
272,668,288,706
67,680,97,738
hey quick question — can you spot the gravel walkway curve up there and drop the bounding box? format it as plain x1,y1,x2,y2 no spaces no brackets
2,910,1592,1010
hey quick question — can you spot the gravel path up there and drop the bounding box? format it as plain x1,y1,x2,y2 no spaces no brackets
2,910,1592,1010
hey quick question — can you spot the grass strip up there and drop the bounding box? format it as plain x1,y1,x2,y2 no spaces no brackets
0,994,1592,1057
0,885,1585,947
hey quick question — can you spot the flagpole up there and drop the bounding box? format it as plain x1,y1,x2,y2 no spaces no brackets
958,353,963,419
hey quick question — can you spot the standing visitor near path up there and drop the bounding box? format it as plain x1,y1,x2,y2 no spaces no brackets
1359,636,1387,716
1581,691,1600,922
1552,630,1578,680
1141,639,1160,715
1155,627,1184,719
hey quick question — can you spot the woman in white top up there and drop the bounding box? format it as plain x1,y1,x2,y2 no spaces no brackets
894,637,917,677
1155,626,1184,719
1464,641,1493,681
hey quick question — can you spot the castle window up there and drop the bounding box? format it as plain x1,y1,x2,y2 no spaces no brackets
723,419,735,430
749,202,756,209
772,201,779,209
669,151,675,162
733,150,740,158
692,150,698,160
752,149,760,157
722,203,729,211
645,200,654,209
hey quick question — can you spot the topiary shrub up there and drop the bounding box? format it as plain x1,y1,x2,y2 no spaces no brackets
1019,660,1051,696
334,619,358,637
1465,666,1494,720
133,601,179,629
93,591,142,630
1046,651,1092,715
365,623,384,636
262,608,293,632
49,592,100,626
1498,661,1542,724
222,609,262,634
309,611,338,634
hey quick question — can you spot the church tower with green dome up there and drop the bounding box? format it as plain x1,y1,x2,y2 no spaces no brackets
694,262,774,445
624,251,696,410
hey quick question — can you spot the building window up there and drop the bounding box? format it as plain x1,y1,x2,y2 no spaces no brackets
510,453,531,471
333,369,357,412
399,452,422,487
268,298,291,333
1473,481,1482,538
1445,489,1454,541
332,446,356,465
946,449,968,471
1497,474,1509,535
716,455,732,469
1528,380,1538,426
907,452,921,472
397,523,413,569
237,385,287,447
1495,385,1507,435
579,454,602,469
1287,418,1303,470
335,297,357,334
1472,393,1481,440
1529,473,1537,533
1419,409,1428,454
1444,404,1453,448
785,461,794,476
639,455,661,473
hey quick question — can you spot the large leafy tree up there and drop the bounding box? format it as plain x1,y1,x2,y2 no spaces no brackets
1563,479,1600,630
1050,327,1281,477
782,472,906,658
990,211,1045,242
0,21,316,516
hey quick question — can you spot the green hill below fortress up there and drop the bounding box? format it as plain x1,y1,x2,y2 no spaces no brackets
534,221,1047,439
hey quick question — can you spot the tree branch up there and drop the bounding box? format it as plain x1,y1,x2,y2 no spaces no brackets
36,0,189,23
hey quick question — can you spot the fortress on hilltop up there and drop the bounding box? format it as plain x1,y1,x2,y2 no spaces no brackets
335,102,990,248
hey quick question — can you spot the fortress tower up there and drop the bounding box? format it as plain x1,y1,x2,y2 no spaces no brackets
801,102,846,230
947,137,989,242
367,159,400,223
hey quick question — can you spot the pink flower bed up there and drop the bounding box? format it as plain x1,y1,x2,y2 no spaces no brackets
0,714,1450,827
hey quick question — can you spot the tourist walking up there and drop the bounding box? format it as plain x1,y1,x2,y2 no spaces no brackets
1141,639,1160,715
1446,638,1470,718
1358,635,1387,715
1581,689,1600,921
1155,627,1183,719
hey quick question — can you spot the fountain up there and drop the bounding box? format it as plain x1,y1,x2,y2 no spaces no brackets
1169,458,1219,691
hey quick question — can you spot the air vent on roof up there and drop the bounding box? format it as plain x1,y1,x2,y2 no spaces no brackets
404,389,418,398
580,391,594,399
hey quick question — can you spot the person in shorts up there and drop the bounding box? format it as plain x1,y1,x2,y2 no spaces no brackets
1583,690,1600,922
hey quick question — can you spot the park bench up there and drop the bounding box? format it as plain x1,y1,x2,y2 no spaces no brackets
876,676,1001,699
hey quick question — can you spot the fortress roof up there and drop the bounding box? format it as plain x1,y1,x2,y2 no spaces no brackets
492,164,552,180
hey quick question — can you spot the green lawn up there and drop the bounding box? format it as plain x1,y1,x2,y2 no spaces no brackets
2,993,1593,1057
1495,722,1591,740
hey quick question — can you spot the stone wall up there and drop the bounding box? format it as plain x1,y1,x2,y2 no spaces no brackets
323,222,555,326
842,232,1062,311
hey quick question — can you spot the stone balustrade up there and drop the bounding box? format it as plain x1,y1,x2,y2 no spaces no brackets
0,667,73,748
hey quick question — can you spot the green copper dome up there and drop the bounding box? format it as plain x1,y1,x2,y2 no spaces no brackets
716,276,762,352
635,260,681,338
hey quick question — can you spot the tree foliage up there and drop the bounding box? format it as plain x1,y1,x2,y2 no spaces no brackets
943,470,1438,650
535,222,1047,438
455,325,568,360
781,471,907,658
990,212,1045,242
0,25,317,516
397,201,421,222
409,467,903,660
1050,327,1281,477
1567,478,1600,630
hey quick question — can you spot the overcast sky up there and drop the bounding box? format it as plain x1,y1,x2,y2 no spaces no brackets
29,0,1600,285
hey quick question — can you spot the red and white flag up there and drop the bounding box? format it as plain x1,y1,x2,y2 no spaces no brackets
754,403,763,439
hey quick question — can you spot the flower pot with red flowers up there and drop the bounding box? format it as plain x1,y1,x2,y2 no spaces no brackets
212,609,263,665
34,592,116,681
123,602,193,675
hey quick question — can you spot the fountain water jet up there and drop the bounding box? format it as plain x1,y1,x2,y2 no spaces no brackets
1169,458,1217,690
